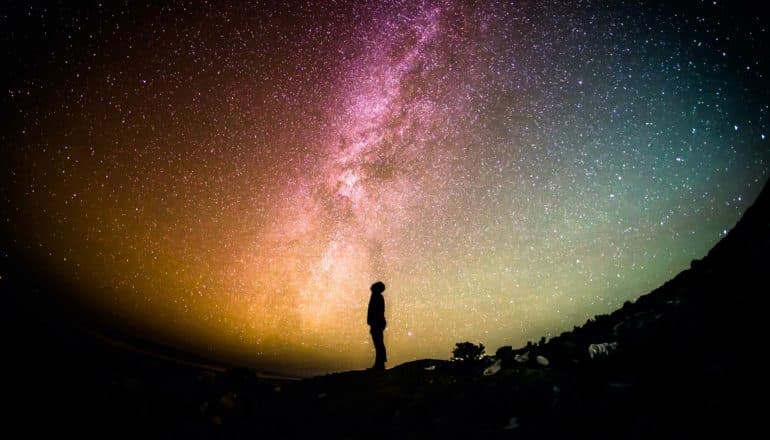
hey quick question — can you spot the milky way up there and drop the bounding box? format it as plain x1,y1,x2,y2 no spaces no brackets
2,1,769,375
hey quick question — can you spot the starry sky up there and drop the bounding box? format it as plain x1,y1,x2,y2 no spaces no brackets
1,0,768,376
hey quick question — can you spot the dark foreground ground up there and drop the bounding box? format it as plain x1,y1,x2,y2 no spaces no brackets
1,181,767,438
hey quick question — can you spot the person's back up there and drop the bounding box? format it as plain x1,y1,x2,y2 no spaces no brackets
367,282,387,370
367,289,385,329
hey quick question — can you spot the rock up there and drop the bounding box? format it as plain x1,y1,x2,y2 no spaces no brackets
220,393,236,408
504,416,519,430
588,342,619,359
495,346,519,367
536,355,549,367
514,351,530,363
483,359,502,376
495,346,513,357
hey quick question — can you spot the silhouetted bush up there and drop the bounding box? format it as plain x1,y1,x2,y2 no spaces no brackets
451,342,485,362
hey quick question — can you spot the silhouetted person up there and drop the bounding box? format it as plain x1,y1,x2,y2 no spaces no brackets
367,281,387,370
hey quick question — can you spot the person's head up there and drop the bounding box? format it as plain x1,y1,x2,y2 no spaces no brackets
370,281,385,294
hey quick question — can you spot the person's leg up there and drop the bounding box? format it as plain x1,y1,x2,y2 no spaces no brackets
371,329,386,369
380,331,387,364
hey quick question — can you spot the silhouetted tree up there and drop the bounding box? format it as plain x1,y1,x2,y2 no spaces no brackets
451,342,485,362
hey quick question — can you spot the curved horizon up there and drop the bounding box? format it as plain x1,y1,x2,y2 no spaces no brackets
2,0,769,376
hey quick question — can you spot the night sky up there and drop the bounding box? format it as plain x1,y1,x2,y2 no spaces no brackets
2,0,768,375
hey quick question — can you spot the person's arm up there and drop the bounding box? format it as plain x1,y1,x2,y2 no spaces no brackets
377,295,386,327
367,296,373,325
